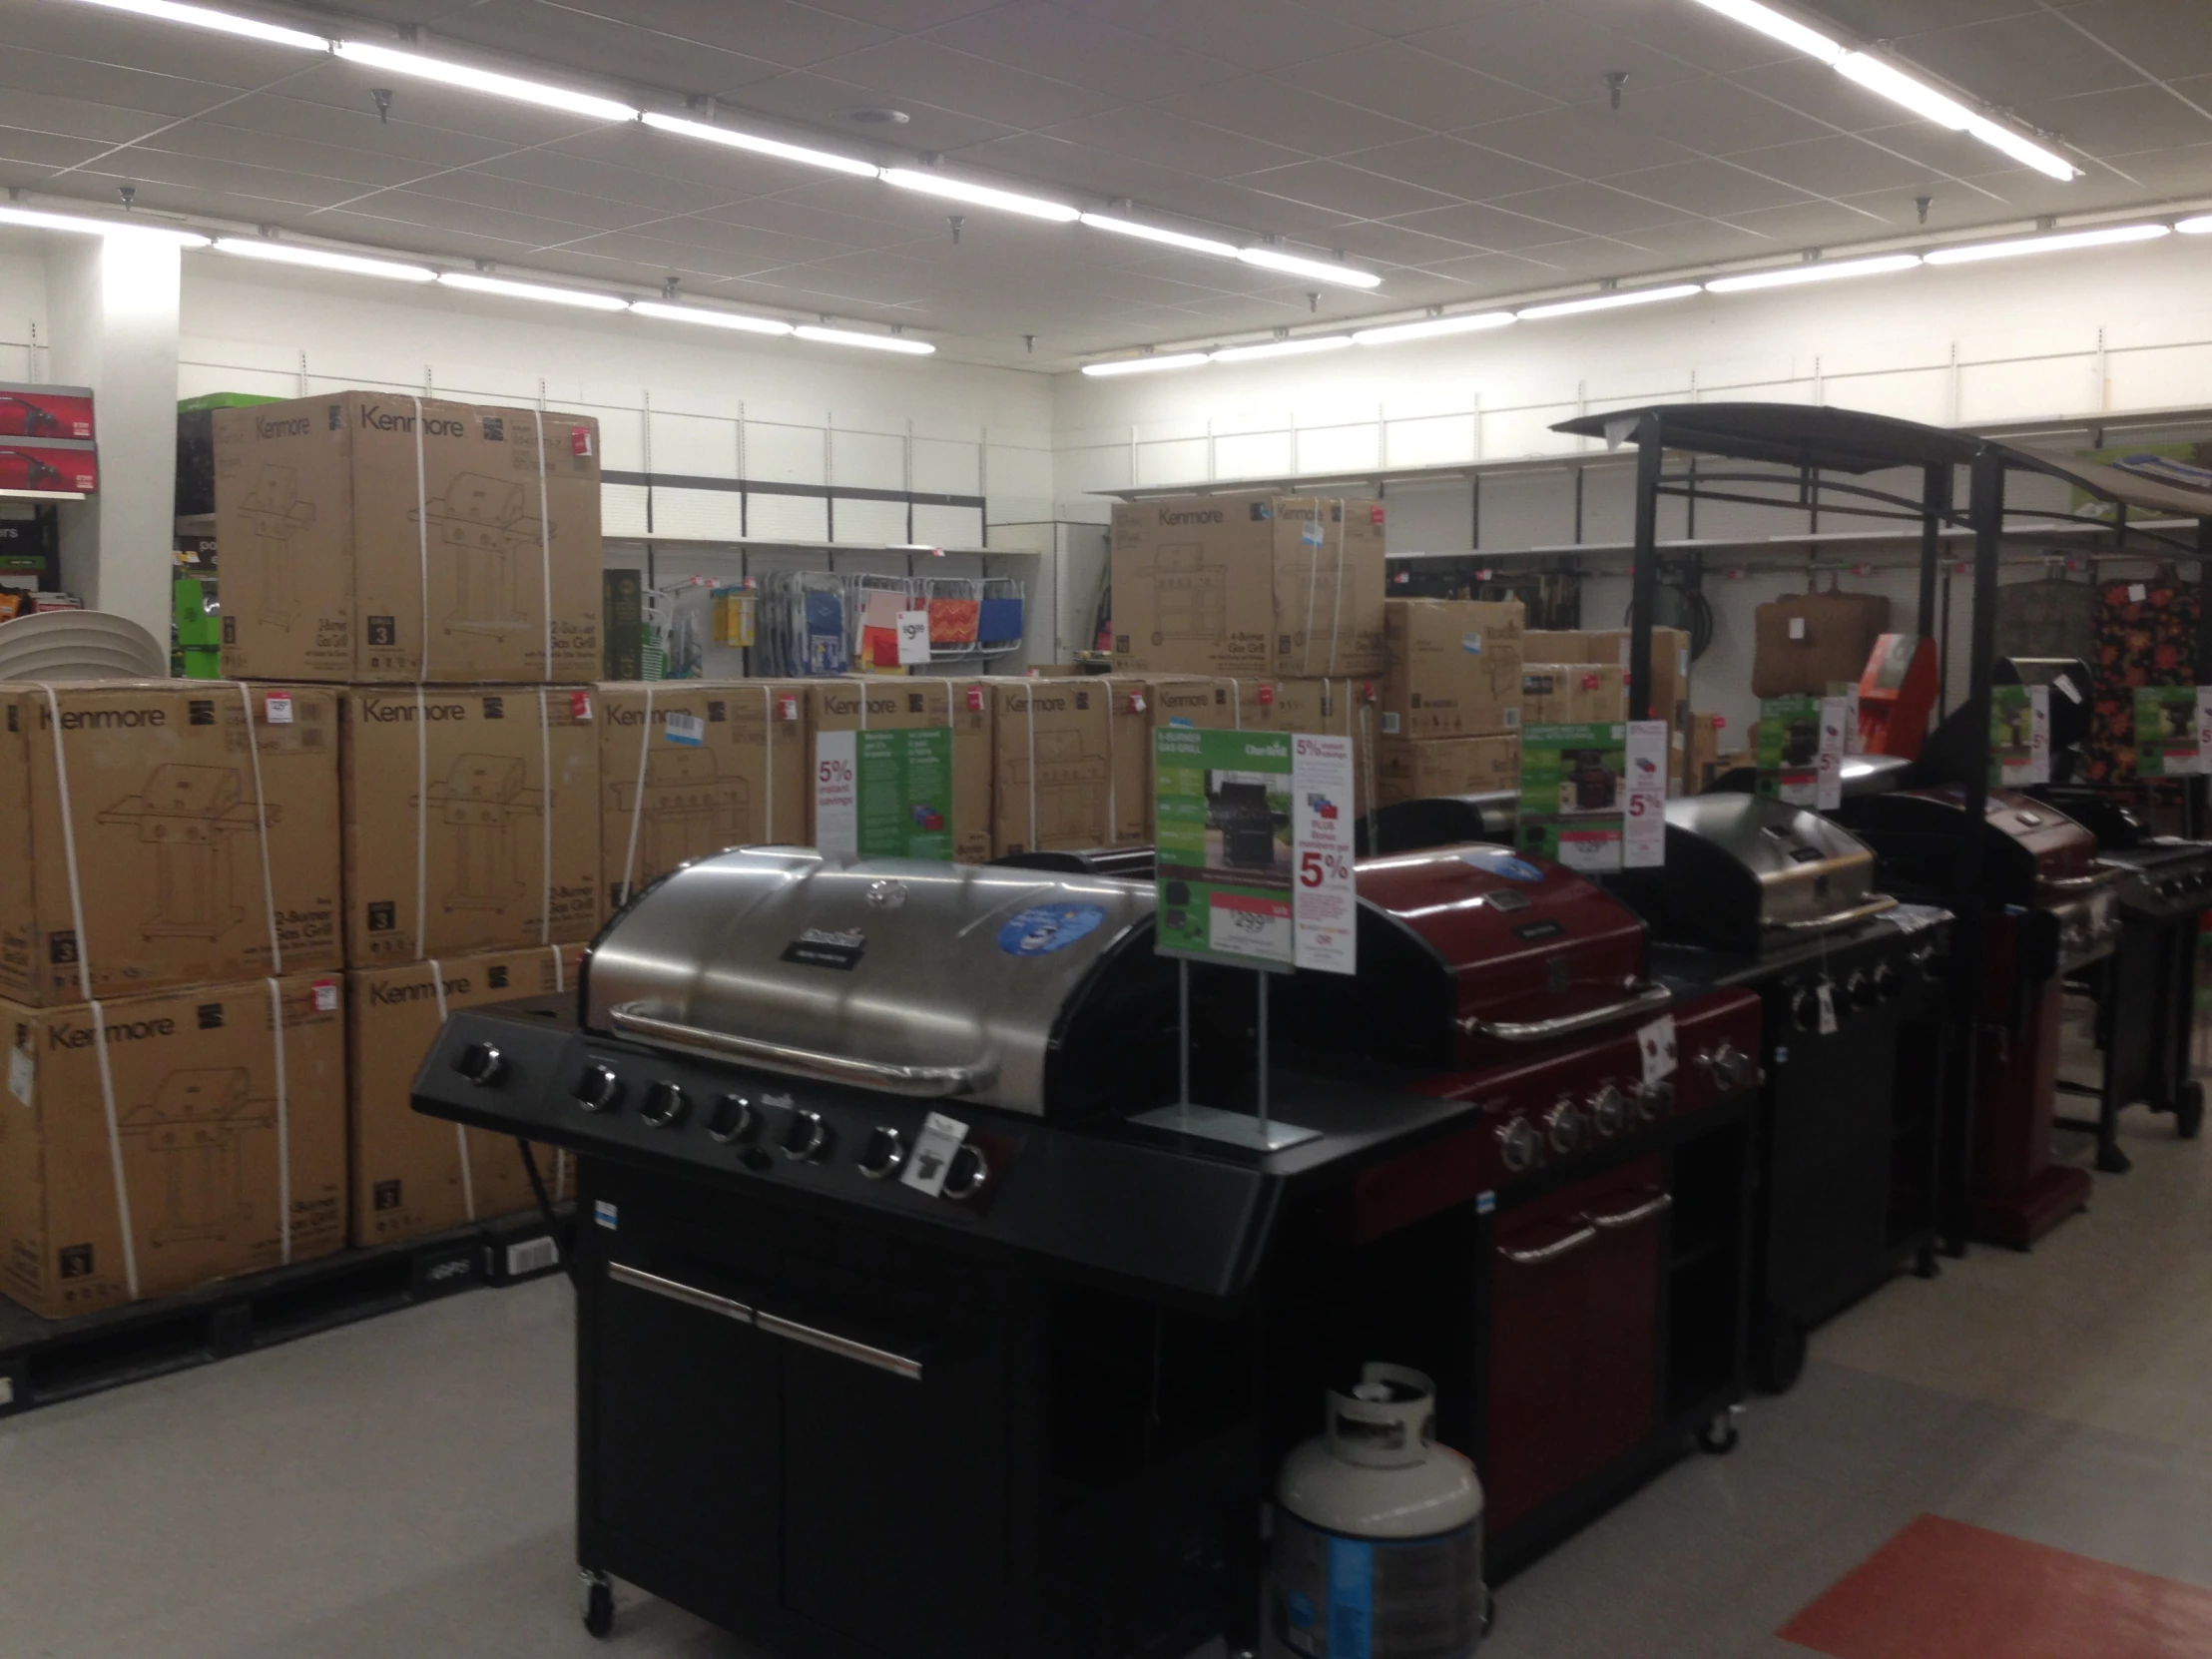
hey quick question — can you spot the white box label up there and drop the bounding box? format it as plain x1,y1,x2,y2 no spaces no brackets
1623,720,1670,869
264,693,292,725
1817,696,1850,812
8,1048,30,1105
664,711,705,747
814,731,857,856
901,1112,970,1197
1638,1016,1678,1086
896,609,931,666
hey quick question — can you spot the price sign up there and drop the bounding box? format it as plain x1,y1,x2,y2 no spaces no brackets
1292,732,1357,975
896,609,931,666
815,727,953,859
1817,696,1849,811
1153,728,1298,971
814,730,859,855
1622,720,1669,869
2134,687,2206,778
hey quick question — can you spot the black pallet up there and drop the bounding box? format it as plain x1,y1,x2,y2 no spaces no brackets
0,1206,572,1418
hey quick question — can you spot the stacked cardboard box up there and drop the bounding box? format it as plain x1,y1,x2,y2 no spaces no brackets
0,683,349,1315
1524,627,1692,792
1378,599,1525,806
804,678,995,863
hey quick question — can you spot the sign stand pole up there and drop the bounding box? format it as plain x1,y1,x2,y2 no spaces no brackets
1255,969,1271,1144
1177,957,1193,1118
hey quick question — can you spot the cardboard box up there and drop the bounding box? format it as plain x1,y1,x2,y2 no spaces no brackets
601,681,810,908
1378,736,1521,805
1382,599,1524,739
0,682,341,1006
0,381,94,440
214,392,603,683
1261,677,1379,818
1579,628,1691,723
1110,495,1386,678
1098,676,1275,845
0,973,346,1317
990,679,1113,855
339,685,600,968
347,944,578,1248
1522,665,1628,728
804,679,993,863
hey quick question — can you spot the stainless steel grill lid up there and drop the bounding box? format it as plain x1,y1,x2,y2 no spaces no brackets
1612,794,1891,954
581,848,1159,1115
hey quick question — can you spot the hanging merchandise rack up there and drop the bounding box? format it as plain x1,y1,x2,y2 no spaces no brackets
752,569,851,678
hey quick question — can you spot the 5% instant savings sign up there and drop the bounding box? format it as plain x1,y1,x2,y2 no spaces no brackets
1152,728,1357,975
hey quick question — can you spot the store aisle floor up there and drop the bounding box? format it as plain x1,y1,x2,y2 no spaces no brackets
4,1106,2207,1659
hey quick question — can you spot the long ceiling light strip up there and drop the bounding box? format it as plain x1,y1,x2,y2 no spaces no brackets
1704,253,1923,292
1079,352,1212,377
879,169,1080,223
212,237,434,280
639,113,876,179
1924,223,2171,265
1239,247,1382,289
67,0,325,50
1354,311,1515,345
1518,284,1703,320
0,203,207,245
1683,0,1844,63
1078,214,1239,258
629,300,792,335
333,40,639,123
1210,335,1355,364
794,324,934,355
436,272,629,309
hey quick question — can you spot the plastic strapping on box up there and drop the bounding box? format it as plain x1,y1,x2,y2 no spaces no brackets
1303,512,1322,679
534,417,554,683
237,685,282,975
413,687,429,959
1026,686,1038,850
1231,677,1243,729
411,395,430,683
429,958,476,1223
265,977,292,1265
619,684,656,906
760,684,774,841
537,689,553,944
547,944,571,1203
1360,696,1380,855
1327,510,1346,676
1101,676,1117,836
87,997,139,1299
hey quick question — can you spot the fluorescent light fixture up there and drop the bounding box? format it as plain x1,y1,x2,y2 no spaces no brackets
1080,352,1212,376
1354,310,1515,346
1836,52,2079,181
64,0,327,50
1959,115,2080,183
629,300,793,335
794,324,935,355
1209,335,1355,364
0,203,207,245
334,40,638,123
2180,215,2212,236
640,113,876,179
212,237,434,281
1683,0,1844,63
1517,284,1702,320
1237,247,1382,289
1705,254,1923,292
1077,214,1238,259
436,272,628,309
879,169,1078,223
1924,223,2169,266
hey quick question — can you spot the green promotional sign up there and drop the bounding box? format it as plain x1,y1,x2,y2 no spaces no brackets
1518,722,1627,871
857,728,953,858
1989,685,2050,787
2135,686,2205,778
1154,727,1294,967
1756,694,1825,805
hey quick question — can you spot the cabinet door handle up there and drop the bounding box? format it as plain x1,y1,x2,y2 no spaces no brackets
1497,1225,1599,1267
608,1263,755,1324
759,1312,925,1382
1588,1193,1674,1232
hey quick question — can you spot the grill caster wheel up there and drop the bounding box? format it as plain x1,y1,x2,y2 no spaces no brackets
2177,1080,2205,1141
1753,1307,1808,1394
580,1570,613,1639
1698,1408,1742,1455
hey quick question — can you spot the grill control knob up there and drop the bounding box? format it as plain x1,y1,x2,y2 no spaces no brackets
640,1082,688,1130
941,1143,990,1201
1845,970,1875,1010
1544,1097,1586,1156
1587,1083,1628,1139
1701,1043,1756,1093
707,1094,759,1145
1871,961,1902,1002
1631,1079,1675,1121
1497,1117,1540,1175
454,1042,504,1088
858,1127,908,1181
780,1108,831,1163
1791,985,1825,1032
574,1064,622,1114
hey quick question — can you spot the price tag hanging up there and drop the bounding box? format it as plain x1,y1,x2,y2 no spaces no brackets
895,609,931,667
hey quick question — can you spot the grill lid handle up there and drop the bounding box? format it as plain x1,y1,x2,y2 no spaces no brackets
2043,868,2123,892
1766,894,1902,932
1461,981,1673,1044
608,1003,999,1099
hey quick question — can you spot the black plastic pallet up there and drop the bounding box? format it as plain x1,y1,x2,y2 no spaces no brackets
0,1207,572,1418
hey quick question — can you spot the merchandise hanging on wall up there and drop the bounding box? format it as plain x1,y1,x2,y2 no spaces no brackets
2087,571,2200,789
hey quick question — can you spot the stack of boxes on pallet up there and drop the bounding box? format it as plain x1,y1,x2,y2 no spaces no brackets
1378,598,1526,803
1523,628,1695,794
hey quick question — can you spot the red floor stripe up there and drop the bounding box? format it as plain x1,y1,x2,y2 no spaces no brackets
1780,1515,2212,1659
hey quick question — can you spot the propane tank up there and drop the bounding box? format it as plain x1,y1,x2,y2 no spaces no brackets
1264,1364,1484,1659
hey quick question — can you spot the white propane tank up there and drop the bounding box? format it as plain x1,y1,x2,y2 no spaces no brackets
1264,1364,1484,1659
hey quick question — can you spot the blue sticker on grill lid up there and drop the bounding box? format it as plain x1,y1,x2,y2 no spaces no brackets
997,903,1108,956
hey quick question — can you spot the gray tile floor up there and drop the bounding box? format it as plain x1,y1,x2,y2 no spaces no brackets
4,1090,2207,1658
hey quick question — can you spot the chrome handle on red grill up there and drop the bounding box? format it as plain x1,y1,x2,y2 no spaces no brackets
2042,868,2123,892
1587,1192,1674,1232
1461,982,1672,1044
1497,1225,1599,1267
1767,894,1901,932
608,1003,998,1099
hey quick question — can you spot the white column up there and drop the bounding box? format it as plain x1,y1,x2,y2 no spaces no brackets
46,235,180,650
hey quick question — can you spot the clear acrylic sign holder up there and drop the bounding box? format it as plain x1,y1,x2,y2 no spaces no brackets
1128,958,1321,1152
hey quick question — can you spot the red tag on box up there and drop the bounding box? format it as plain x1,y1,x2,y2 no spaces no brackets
311,978,339,1013
965,685,985,714
570,691,593,722
571,425,594,458
778,694,801,722
1258,684,1276,708
1370,505,1385,525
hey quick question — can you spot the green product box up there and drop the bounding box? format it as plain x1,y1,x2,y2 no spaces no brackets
2135,686,2203,778
1153,726,1294,967
1517,722,1626,871
856,728,954,860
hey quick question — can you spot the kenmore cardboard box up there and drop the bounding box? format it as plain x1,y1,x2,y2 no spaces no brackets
339,686,600,967
990,679,1113,855
0,973,346,1317
1110,495,1386,678
1378,735,1521,805
1097,676,1269,845
1522,665,1629,728
601,681,810,908
1382,599,1525,739
804,679,992,863
1261,678,1379,817
347,945,578,1247
0,682,341,1006
213,392,603,683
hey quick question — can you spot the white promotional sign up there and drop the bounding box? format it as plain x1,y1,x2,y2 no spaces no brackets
1623,720,1670,869
1638,1016,1678,1087
1291,733,1358,975
814,729,858,856
901,1112,970,1197
896,609,931,666
1817,697,1850,812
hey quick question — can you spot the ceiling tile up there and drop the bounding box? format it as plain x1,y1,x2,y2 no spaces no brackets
2040,83,2212,161
923,4,1239,101
1279,41,1554,132
0,49,241,123
1722,133,1946,197
1462,108,1704,178
1308,0,1541,36
393,0,785,98
725,69,1016,155
800,0,1009,29
1550,0,1818,75
1036,105,1303,180
1336,134,1567,201
1384,199,1613,252
1605,158,1820,217
1606,73,1839,158
955,131,1211,207
1716,198,1893,245
204,91,522,173
1127,177,1373,240
1053,0,1382,73
1148,76,1430,158
1414,8,1708,107
518,0,892,73
1479,180,1695,236
790,35,1124,135
0,130,123,174
1234,159,1462,221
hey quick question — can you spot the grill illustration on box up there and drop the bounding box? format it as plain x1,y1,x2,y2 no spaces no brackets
237,463,318,627
425,753,545,910
119,1068,276,1245
97,763,275,940
1148,543,1228,646
1002,727,1110,844
416,472,544,638
611,749,751,880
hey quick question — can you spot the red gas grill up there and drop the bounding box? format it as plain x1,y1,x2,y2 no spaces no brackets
1287,842,1763,1574
1848,789,2123,1248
